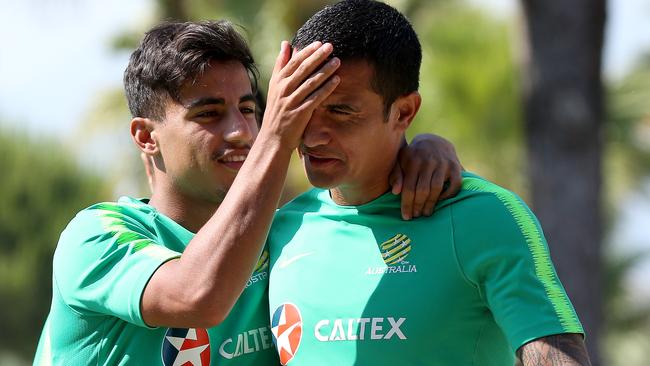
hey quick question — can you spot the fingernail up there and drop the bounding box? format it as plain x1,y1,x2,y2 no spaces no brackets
424,209,432,216
330,57,340,66
414,210,421,218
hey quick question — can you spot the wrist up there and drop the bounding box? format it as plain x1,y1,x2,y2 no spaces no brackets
251,130,295,160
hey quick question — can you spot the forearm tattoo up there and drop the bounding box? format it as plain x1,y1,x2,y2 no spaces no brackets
515,334,592,366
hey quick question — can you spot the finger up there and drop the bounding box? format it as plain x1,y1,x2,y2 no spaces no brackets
280,41,323,78
300,75,340,111
287,76,339,138
284,43,335,92
412,164,436,218
273,41,291,74
423,169,445,216
290,57,340,103
400,188,414,221
399,159,419,220
389,163,403,195
439,163,463,200
422,197,436,218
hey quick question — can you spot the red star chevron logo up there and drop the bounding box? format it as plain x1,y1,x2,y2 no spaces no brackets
161,328,211,366
271,303,303,365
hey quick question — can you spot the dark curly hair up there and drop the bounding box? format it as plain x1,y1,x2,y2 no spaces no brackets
124,20,258,121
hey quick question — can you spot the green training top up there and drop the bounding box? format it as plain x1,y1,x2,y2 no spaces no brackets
267,173,584,365
34,196,276,366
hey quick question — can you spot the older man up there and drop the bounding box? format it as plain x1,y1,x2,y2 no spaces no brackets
267,1,591,365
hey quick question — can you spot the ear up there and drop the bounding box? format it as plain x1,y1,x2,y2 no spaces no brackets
130,117,159,156
390,91,421,132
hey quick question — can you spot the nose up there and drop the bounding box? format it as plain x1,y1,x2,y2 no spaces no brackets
223,110,255,146
302,110,331,148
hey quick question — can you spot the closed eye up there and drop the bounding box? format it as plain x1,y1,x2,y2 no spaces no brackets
329,107,352,115
325,103,358,116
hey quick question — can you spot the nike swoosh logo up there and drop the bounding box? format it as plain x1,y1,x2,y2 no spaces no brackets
278,252,314,269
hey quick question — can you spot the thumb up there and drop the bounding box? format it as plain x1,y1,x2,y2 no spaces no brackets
273,41,291,73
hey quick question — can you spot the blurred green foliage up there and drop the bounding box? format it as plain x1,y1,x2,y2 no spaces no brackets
601,55,650,366
0,127,110,361
605,54,650,200
602,249,650,365
410,2,525,193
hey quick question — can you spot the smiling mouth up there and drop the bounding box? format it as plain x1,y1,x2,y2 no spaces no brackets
217,154,248,170
221,155,247,163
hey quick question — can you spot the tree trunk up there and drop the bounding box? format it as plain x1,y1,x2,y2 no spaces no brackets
521,1,606,365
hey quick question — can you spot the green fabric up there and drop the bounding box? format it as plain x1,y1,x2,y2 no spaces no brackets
34,197,276,366
267,172,583,365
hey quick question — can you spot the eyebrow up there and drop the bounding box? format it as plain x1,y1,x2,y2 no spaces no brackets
185,94,256,109
240,94,256,103
185,97,224,109
325,103,360,113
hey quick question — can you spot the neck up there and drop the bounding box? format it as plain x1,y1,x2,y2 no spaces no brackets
148,180,221,233
329,178,390,206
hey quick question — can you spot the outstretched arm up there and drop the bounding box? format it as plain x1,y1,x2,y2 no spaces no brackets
515,334,591,366
141,41,340,328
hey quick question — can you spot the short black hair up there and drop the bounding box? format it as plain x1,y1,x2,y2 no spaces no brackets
124,20,258,121
292,0,421,115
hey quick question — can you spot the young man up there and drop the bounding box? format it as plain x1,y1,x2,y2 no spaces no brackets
34,20,461,365
267,1,592,365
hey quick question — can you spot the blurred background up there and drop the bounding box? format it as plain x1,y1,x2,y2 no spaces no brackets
0,0,648,365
